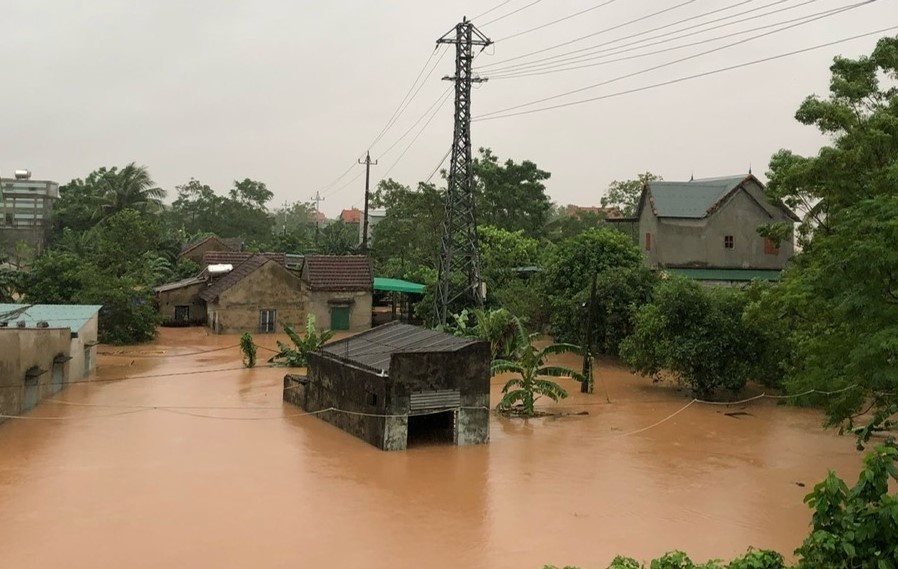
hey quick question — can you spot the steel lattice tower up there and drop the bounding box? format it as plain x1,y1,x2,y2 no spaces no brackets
434,18,492,325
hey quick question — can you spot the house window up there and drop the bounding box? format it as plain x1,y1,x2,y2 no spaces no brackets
763,237,780,255
644,233,652,251
259,309,276,333
724,235,734,249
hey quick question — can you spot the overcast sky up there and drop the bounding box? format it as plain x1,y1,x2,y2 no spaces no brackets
2,0,894,216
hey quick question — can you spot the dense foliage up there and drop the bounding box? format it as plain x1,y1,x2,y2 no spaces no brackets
620,277,770,399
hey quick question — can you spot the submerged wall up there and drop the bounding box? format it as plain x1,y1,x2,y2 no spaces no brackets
0,327,71,423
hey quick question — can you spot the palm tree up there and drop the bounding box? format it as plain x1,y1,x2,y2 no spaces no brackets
493,325,585,416
95,163,166,220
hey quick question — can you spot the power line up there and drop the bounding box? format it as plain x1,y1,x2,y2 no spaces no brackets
489,2,863,80
481,0,810,75
473,0,514,21
382,90,454,178
425,147,453,184
480,0,547,27
496,0,619,42
476,0,700,69
475,25,898,121
477,3,876,119
368,46,445,150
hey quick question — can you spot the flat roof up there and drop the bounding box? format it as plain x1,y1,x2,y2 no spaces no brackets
0,304,101,331
373,277,425,294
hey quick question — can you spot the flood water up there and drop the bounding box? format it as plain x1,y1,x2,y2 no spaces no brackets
0,327,862,568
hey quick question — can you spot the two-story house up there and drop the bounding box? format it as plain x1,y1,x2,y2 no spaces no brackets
614,174,799,285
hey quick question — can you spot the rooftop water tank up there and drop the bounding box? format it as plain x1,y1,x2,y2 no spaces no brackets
207,264,234,276
14,170,32,180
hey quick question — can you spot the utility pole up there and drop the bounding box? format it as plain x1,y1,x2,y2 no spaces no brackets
581,273,598,394
282,200,289,235
311,191,325,247
359,151,378,253
434,17,491,325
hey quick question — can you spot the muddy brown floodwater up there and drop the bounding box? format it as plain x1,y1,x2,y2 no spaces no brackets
0,328,862,568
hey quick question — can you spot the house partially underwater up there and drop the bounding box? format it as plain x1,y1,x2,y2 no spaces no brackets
284,322,490,451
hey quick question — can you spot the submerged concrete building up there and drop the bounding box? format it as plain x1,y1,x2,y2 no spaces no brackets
284,322,490,450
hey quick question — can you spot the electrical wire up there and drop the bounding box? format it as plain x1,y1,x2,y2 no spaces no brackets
425,147,453,184
475,0,700,69
480,0,547,27
481,0,812,75
496,0,619,42
382,90,455,179
472,0,514,21
476,9,883,121
489,2,863,80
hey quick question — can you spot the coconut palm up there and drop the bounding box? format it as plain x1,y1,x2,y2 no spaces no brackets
493,326,585,416
94,163,166,220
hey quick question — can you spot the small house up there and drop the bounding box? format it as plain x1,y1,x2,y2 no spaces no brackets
201,251,287,269
283,322,490,450
301,255,372,332
154,277,207,325
200,255,304,334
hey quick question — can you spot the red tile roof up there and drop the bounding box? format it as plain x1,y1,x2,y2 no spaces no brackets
202,251,286,267
339,208,362,223
302,255,372,291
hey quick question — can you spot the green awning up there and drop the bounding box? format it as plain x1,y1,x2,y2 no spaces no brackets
373,277,426,294
665,268,782,282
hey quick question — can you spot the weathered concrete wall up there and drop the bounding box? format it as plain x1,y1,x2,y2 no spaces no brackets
638,200,660,266
643,185,794,269
0,328,71,424
68,313,99,381
290,354,390,449
305,290,372,332
208,262,305,334
157,283,207,325
389,342,491,446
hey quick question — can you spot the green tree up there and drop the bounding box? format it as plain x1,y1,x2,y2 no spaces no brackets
600,172,660,217
541,227,644,347
544,205,610,242
473,147,552,238
478,224,541,291
268,315,335,367
620,277,765,399
229,178,273,209
318,220,358,255
370,179,444,276
493,325,584,416
765,35,898,242
94,162,165,221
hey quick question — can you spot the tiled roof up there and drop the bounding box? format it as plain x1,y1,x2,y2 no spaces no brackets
320,322,477,373
153,276,205,293
340,208,362,223
302,255,372,291
202,251,286,267
198,255,272,302
0,303,101,331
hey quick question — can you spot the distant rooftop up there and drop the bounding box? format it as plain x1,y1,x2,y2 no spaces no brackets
644,175,750,218
0,304,101,331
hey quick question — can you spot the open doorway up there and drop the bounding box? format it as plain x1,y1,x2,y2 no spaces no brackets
407,410,456,447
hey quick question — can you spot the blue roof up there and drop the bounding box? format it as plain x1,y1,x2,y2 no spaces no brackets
0,304,102,331
646,175,748,218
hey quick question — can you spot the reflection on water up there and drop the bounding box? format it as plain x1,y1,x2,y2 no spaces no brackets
0,328,861,568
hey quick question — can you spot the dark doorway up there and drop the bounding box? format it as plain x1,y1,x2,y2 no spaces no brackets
174,305,190,323
407,410,456,447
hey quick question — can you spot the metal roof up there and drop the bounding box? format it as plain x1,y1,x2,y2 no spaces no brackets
319,322,477,374
153,276,205,293
198,255,272,302
646,176,747,218
373,277,425,294
665,268,782,282
0,304,101,331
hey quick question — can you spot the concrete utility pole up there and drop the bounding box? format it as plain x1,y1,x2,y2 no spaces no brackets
359,151,378,253
434,17,491,325
311,191,325,246
282,200,289,235
581,273,598,394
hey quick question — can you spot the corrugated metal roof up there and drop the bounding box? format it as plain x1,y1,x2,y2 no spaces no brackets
0,304,101,331
665,268,782,282
153,276,205,293
320,322,476,373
